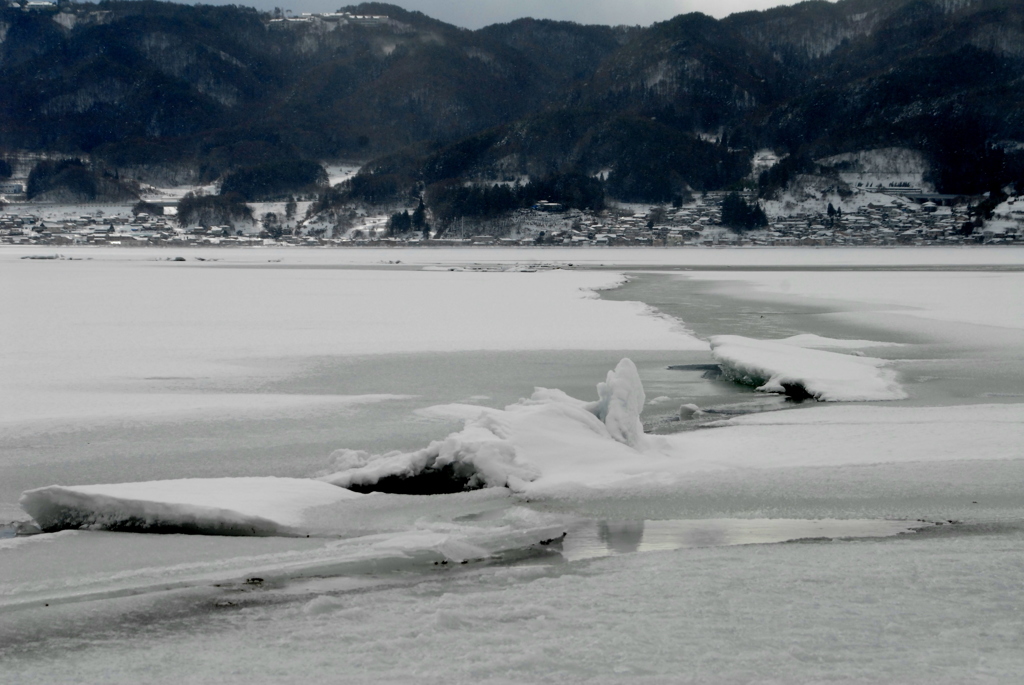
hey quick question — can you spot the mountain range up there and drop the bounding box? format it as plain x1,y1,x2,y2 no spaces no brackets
1,0,1022,201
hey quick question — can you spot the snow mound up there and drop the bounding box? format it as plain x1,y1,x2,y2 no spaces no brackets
321,358,650,494
20,477,360,536
710,335,906,401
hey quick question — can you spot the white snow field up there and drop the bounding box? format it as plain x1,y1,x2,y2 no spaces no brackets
3,245,1024,683
0,252,699,432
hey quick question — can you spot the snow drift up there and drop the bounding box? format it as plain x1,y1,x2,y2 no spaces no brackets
20,477,360,535
710,335,906,401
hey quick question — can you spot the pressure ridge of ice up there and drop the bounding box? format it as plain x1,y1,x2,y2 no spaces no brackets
322,358,648,492
22,356,1022,535
321,356,1022,499
710,334,907,401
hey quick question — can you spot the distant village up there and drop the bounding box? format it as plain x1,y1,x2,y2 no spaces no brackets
267,10,389,26
3,188,1020,248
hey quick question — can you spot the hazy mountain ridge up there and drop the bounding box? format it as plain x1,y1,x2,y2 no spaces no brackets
395,0,1024,198
0,1,623,179
1,0,1022,199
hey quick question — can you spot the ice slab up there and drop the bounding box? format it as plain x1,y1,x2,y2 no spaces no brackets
20,477,360,536
668,402,1024,474
768,333,902,349
710,334,906,401
0,505,568,611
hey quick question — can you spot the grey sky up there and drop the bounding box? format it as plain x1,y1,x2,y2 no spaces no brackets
228,0,826,28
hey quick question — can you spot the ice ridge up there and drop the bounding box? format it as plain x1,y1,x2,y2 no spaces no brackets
321,358,649,493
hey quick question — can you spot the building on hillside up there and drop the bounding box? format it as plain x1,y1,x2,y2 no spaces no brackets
344,13,388,25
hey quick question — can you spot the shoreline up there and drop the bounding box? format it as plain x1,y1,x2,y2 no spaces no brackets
4,243,1024,268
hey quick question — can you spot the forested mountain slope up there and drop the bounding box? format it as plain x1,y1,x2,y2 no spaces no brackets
1,0,1022,196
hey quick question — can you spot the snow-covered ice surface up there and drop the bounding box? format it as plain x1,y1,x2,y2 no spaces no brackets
709,334,906,400
0,251,698,432
4,245,1024,682
4,526,1024,683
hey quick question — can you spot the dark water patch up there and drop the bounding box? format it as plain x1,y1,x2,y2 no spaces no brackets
668,363,723,379
780,382,816,401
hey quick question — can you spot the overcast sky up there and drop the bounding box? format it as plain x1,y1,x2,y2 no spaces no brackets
231,0,827,28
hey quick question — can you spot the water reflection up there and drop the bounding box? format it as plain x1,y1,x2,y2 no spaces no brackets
561,518,927,562
597,521,645,554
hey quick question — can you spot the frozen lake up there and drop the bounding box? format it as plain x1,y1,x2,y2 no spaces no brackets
2,246,1024,683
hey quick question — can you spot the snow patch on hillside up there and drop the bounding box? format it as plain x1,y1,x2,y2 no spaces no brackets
763,177,899,219
984,196,1024,239
817,147,933,193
